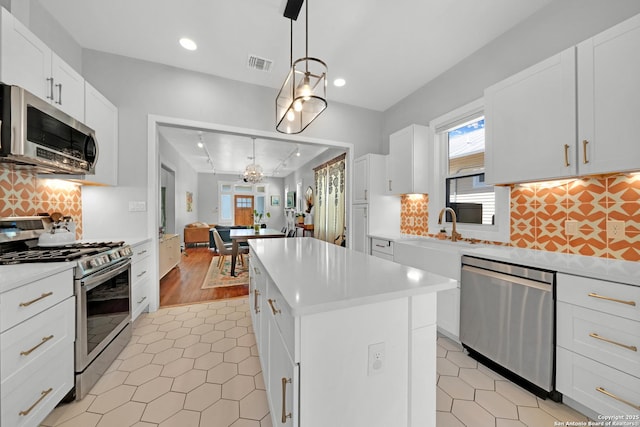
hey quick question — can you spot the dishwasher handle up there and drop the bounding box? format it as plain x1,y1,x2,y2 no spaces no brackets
462,265,552,293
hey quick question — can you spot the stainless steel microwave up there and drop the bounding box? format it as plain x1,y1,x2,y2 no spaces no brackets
0,84,97,174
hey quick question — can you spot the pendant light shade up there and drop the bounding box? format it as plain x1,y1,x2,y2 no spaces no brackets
276,0,327,134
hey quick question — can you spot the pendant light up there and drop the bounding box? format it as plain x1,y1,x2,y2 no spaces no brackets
276,0,327,134
243,138,263,183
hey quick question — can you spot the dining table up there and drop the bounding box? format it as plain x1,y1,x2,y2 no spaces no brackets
229,228,286,276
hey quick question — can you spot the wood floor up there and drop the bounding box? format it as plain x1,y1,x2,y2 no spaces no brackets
159,246,249,307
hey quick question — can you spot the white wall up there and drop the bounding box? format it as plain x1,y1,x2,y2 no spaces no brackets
197,173,286,230
159,133,199,242
382,0,640,143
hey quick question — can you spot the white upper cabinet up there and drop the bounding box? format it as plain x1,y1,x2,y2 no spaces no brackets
485,47,577,185
577,13,640,176
486,13,640,185
387,125,429,194
84,82,118,185
0,8,84,121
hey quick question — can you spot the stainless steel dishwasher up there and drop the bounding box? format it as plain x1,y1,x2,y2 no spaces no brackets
460,255,560,400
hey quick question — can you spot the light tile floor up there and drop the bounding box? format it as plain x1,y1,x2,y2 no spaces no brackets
42,298,589,427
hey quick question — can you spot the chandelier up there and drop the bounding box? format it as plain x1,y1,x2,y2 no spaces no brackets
243,138,263,183
276,0,327,134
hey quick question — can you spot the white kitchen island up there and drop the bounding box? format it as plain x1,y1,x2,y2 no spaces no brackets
248,237,456,427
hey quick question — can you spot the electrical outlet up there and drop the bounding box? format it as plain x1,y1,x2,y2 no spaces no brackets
565,220,578,236
409,217,415,227
367,342,385,376
607,220,625,239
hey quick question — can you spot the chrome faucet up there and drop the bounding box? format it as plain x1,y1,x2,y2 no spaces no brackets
438,207,462,242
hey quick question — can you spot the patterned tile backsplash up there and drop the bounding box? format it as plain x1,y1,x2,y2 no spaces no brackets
0,165,83,239
401,173,640,261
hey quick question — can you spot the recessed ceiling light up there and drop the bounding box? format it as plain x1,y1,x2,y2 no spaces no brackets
333,78,346,87
179,38,197,51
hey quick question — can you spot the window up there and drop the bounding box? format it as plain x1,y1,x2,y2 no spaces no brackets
429,99,510,242
445,117,495,225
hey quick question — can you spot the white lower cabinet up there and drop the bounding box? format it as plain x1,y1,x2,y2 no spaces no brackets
371,238,394,260
131,239,151,320
159,234,180,279
556,273,639,416
0,268,75,427
267,314,298,427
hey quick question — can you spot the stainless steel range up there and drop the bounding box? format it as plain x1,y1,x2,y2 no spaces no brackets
0,216,133,400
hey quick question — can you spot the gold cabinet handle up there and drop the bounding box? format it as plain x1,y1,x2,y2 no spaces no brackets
596,387,640,411
19,292,53,307
137,270,147,278
254,289,260,314
588,292,636,307
137,296,147,304
281,377,292,423
364,189,368,201
388,180,392,192
582,139,589,164
564,144,570,167
589,333,637,352
20,335,54,356
137,249,147,255
19,388,53,416
268,298,281,315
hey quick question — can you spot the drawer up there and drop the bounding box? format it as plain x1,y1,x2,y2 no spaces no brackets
557,273,638,321
1,297,75,384
557,347,640,416
131,240,151,262
371,251,394,261
266,280,295,360
132,254,151,284
557,302,640,377
1,344,74,427
371,238,394,256
0,269,73,332
132,277,150,321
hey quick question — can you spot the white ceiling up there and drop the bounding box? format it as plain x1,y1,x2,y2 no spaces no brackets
158,126,330,176
40,0,554,176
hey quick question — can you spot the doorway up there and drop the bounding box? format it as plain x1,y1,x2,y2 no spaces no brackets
234,195,254,226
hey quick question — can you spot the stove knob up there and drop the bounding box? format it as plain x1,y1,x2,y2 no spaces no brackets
90,259,99,268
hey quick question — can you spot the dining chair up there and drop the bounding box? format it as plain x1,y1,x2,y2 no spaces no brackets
212,229,248,272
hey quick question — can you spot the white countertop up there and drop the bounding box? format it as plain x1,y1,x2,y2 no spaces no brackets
463,246,640,286
249,237,457,316
0,262,74,293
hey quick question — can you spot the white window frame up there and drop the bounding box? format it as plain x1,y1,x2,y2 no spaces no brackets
428,98,510,243
218,181,269,225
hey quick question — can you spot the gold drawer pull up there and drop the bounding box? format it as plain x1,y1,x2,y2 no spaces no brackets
254,289,261,314
19,292,53,307
281,377,292,423
137,249,147,255
20,335,54,356
137,270,147,278
596,387,640,411
268,298,281,315
589,333,637,352
588,292,636,307
564,144,570,167
582,140,589,164
19,388,53,416
137,296,147,304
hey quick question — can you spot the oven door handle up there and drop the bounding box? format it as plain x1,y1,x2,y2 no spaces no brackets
82,258,132,292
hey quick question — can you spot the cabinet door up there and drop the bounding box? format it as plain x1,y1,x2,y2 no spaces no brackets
351,204,369,254
388,127,414,194
268,316,297,427
353,156,369,203
84,82,118,185
0,9,51,100
437,287,460,340
50,53,85,121
578,14,640,175
485,48,577,184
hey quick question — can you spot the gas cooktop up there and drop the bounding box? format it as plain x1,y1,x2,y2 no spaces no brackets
0,241,126,265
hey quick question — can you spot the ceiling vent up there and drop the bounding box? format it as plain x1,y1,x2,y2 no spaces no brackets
247,55,273,72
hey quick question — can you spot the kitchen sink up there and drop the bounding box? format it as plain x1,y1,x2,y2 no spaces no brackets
394,238,483,281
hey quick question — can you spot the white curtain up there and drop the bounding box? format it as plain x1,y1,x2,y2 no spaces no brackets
314,153,346,245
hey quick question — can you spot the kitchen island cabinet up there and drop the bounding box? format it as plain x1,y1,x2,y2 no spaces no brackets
249,237,456,427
